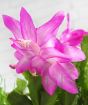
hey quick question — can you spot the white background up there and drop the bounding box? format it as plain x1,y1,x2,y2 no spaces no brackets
0,0,88,92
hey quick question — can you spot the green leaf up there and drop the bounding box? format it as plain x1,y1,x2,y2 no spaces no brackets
23,72,39,105
7,91,32,105
81,36,88,58
54,89,64,105
40,89,59,105
78,90,88,105
15,78,27,94
75,36,88,105
71,95,79,105
0,88,10,105
63,92,76,105
54,89,78,105
79,36,88,90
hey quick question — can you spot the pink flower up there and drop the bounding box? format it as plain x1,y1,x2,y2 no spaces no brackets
43,14,86,62
3,7,65,73
57,14,86,61
3,8,86,95
37,14,86,95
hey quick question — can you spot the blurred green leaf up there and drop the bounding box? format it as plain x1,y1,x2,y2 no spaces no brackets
40,90,58,105
54,89,78,105
63,92,76,105
81,36,88,58
75,36,88,105
0,88,10,105
71,95,79,105
15,78,27,94
79,36,88,90
23,72,40,105
54,89,64,105
7,91,32,105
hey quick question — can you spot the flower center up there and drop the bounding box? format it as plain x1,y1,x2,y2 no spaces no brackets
18,39,31,48
18,39,40,55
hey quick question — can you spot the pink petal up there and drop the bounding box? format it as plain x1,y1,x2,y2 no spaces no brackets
11,39,40,55
60,13,86,46
29,41,40,55
54,37,86,62
41,37,60,48
37,11,65,46
31,56,49,76
20,7,36,41
59,63,79,80
3,15,22,39
16,54,34,73
42,70,57,95
59,13,70,43
11,41,23,50
49,63,78,94
59,45,85,62
40,47,70,62
31,56,57,95
14,51,23,60
60,29,86,46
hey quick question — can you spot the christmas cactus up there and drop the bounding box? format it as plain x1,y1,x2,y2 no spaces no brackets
1,7,88,105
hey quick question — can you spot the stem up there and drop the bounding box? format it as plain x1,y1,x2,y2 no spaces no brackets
23,72,39,105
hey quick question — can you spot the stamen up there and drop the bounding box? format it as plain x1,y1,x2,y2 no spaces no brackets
18,40,31,48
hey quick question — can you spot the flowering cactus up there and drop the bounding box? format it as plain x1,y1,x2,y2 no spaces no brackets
3,8,86,96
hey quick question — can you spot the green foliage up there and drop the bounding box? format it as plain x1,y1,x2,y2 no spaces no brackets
40,90,58,105
81,36,88,58
23,72,41,105
23,72,61,105
7,91,32,105
0,88,10,105
72,36,88,105
7,78,33,105
81,36,88,90
15,78,27,94
76,36,88,105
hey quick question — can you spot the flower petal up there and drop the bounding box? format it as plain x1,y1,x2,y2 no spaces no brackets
42,70,57,95
20,7,36,41
60,29,86,46
31,56,49,76
16,53,35,73
60,45,85,62
41,37,60,48
3,15,22,39
59,63,79,80
40,47,70,62
14,51,23,60
31,56,57,95
16,56,30,73
49,63,78,94
37,11,65,46
60,13,86,46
